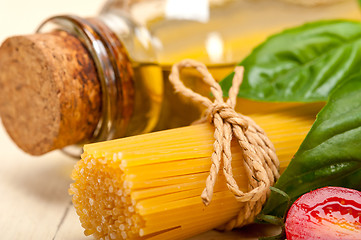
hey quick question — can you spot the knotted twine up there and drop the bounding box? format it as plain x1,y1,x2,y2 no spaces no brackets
169,59,280,230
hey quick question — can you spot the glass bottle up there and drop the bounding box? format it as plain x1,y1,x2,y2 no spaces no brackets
1,0,360,155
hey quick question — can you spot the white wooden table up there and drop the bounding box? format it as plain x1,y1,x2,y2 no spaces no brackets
0,1,279,239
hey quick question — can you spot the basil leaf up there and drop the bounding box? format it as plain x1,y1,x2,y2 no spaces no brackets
261,75,361,218
220,20,361,102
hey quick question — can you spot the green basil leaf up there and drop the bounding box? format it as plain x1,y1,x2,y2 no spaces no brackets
261,75,361,218
220,20,361,102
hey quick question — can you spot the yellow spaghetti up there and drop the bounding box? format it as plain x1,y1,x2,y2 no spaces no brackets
70,102,323,240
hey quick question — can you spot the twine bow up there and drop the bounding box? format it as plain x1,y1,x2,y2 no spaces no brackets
169,59,280,229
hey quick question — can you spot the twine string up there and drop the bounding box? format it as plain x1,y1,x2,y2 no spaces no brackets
169,59,280,228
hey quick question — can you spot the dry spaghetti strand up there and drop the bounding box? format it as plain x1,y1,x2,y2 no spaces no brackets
168,59,280,228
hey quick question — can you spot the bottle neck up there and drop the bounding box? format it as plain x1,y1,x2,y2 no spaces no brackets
38,15,135,143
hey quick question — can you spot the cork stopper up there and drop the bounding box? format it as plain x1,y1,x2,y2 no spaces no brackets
0,31,102,155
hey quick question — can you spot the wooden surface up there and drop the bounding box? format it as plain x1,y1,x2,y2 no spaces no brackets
0,1,280,239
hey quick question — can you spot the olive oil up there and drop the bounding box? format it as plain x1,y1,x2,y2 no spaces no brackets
0,0,357,154
103,0,359,137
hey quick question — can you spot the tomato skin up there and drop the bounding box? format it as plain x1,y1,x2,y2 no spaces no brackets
285,187,361,240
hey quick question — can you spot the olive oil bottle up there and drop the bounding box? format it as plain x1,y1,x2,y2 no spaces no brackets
0,0,359,155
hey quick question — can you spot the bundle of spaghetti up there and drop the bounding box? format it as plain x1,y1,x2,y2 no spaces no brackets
70,101,323,240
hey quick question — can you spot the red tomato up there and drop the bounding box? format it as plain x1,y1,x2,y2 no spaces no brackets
285,186,361,240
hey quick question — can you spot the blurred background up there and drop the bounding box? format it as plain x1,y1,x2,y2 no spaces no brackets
0,0,102,42
0,0,360,239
